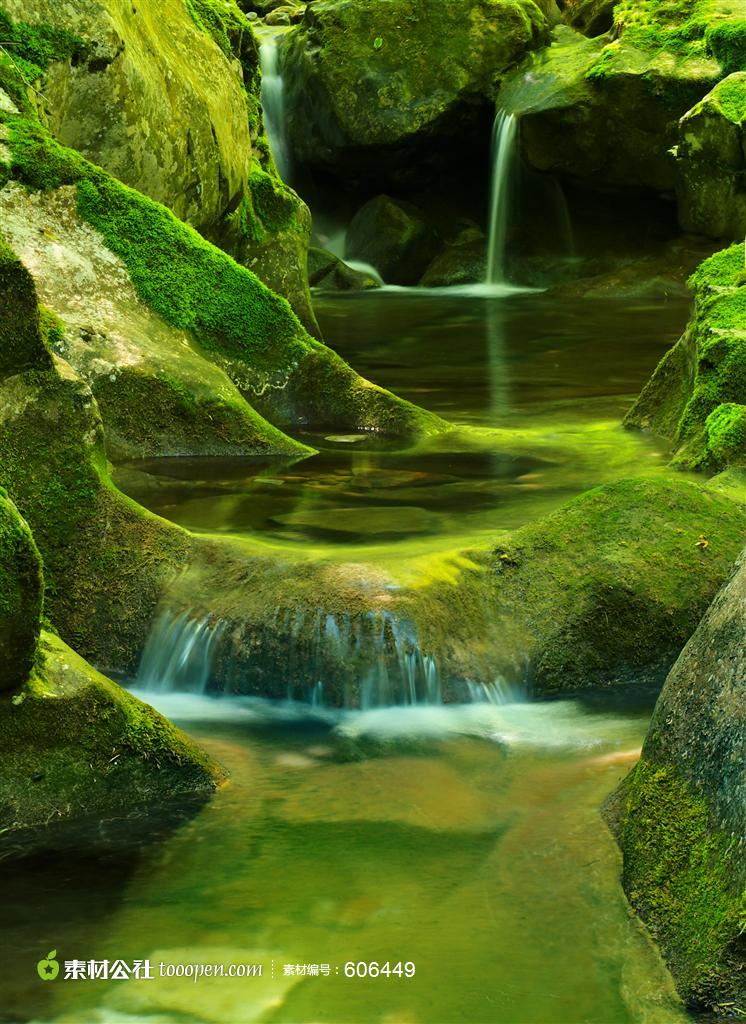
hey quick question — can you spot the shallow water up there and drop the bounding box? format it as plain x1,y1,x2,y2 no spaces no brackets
116,290,689,552
0,696,689,1024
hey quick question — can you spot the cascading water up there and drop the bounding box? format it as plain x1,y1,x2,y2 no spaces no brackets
259,35,292,182
135,609,225,694
485,111,518,287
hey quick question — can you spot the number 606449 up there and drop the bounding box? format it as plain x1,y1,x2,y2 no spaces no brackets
343,962,415,978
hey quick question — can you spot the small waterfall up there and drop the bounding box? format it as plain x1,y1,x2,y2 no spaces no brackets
259,36,292,182
485,111,519,287
135,610,225,694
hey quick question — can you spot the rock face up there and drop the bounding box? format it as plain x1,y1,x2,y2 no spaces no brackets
346,195,439,285
626,244,746,472
0,495,43,694
501,22,721,194
1,0,319,331
561,0,615,37
675,72,746,239
613,553,746,1011
307,247,381,290
281,0,549,188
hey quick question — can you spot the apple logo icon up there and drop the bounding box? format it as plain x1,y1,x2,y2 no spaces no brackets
37,950,60,981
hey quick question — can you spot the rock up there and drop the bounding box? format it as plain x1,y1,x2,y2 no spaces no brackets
420,228,487,287
0,235,54,381
625,244,746,472
611,552,746,1011
0,494,43,693
489,477,746,695
561,0,615,37
0,183,308,460
0,0,319,333
675,73,746,240
281,0,550,188
500,19,722,195
307,247,381,290
0,631,223,854
346,195,440,286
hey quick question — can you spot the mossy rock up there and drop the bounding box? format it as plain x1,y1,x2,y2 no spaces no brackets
0,631,223,851
626,243,746,471
490,476,746,694
612,553,746,1011
0,494,43,693
675,72,746,239
345,195,440,286
0,235,53,381
281,0,549,188
308,247,381,291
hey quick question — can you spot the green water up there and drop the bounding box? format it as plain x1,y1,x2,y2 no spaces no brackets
1,290,696,1023
0,698,688,1024
115,291,688,555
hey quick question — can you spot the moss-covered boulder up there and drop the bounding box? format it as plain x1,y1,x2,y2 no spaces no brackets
0,0,319,331
281,0,549,188
626,244,746,471
675,72,746,239
346,195,440,286
612,553,746,1012
561,0,615,38
501,0,736,196
420,226,487,287
489,476,746,694
0,495,43,693
0,236,53,381
0,630,223,853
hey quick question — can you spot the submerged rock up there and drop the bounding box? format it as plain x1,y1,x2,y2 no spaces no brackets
346,195,439,286
675,72,746,240
611,553,746,1012
281,0,549,188
626,244,746,471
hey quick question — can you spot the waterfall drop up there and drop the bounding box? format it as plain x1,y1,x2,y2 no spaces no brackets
485,111,518,287
135,609,225,694
259,35,292,182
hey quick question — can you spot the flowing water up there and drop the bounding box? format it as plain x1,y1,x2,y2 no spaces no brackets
259,34,292,183
1,290,696,1023
486,112,519,286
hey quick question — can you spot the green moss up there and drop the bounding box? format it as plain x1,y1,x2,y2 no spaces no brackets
491,476,746,693
0,493,43,693
238,168,302,244
711,71,746,120
705,402,746,464
706,19,746,74
184,0,251,58
0,5,83,113
620,760,745,1008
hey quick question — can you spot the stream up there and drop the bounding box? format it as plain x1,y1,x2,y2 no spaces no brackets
1,288,694,1023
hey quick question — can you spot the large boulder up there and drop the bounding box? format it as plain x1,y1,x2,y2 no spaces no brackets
0,0,319,332
0,495,43,694
281,0,549,188
675,72,746,239
500,9,726,195
612,553,746,1012
626,244,746,471
346,195,440,285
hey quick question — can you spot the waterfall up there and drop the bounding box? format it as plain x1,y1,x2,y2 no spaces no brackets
259,36,292,182
485,111,518,287
135,609,225,694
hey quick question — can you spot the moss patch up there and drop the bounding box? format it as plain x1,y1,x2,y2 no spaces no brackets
706,19,746,75
0,493,43,692
619,760,745,1009
0,4,83,110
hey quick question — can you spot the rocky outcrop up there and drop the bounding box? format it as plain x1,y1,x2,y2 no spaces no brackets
675,72,746,239
497,0,736,195
346,195,439,285
1,0,318,331
626,244,746,472
0,494,43,693
612,553,746,1011
281,0,550,189
420,226,487,287
561,0,614,37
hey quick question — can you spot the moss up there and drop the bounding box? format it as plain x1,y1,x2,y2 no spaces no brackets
0,493,43,693
710,70,746,120
490,476,746,694
0,631,223,843
706,19,746,75
184,0,251,58
619,760,745,1009
0,5,83,110
238,168,302,244
705,402,746,464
